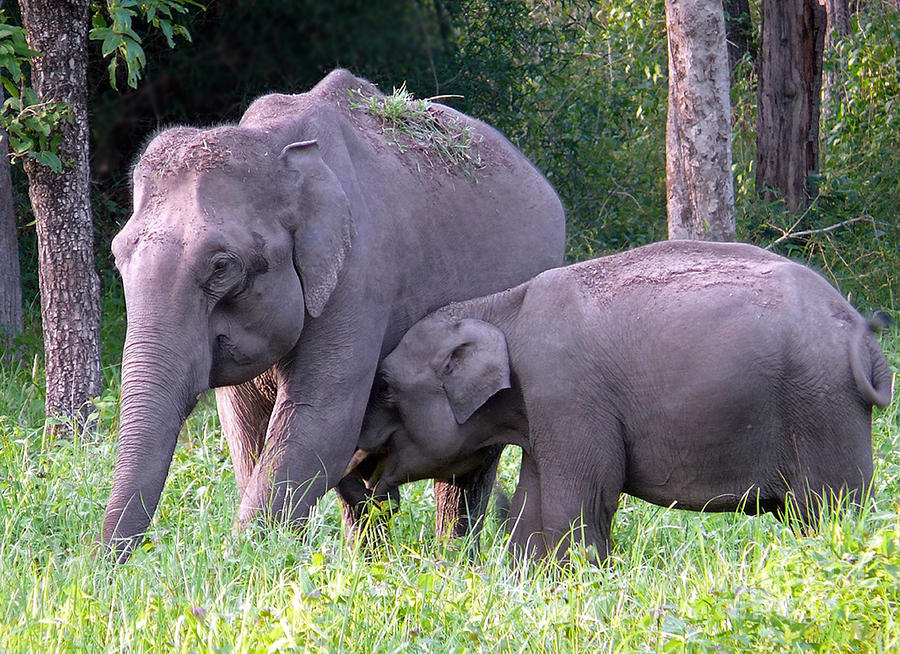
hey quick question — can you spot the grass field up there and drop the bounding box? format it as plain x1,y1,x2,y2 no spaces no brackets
0,323,897,653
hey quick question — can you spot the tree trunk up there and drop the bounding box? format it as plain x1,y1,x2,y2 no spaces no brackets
723,0,753,73
665,0,736,241
20,0,102,433
822,0,850,118
756,0,827,212
0,114,23,364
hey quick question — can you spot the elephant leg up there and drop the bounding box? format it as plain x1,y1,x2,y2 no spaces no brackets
335,475,400,548
236,310,383,531
507,450,546,560
531,419,625,565
218,370,401,546
538,476,616,565
215,370,277,499
434,444,504,553
778,398,874,529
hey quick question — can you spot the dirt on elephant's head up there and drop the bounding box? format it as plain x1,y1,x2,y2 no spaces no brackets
136,126,276,181
135,70,497,195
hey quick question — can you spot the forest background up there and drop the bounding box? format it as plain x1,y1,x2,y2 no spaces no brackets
6,0,900,327
0,1,899,651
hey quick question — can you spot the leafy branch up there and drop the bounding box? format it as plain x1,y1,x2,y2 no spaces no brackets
0,12,68,172
90,0,203,90
3,93,70,172
0,1,202,172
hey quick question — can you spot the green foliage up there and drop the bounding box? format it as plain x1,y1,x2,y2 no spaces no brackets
730,5,900,310
89,0,201,90
0,315,898,651
432,0,669,259
0,11,68,172
0,16,33,90
0,1,201,177
1,88,68,173
423,0,896,307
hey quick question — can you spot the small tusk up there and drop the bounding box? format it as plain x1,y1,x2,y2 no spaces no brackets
364,456,389,491
344,449,371,477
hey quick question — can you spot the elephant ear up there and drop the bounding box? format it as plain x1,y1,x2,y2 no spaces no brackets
437,319,511,424
281,140,354,318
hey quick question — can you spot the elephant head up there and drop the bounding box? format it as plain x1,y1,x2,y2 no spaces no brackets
350,316,516,494
101,126,353,559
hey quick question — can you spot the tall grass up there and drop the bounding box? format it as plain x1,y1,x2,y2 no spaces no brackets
0,314,897,651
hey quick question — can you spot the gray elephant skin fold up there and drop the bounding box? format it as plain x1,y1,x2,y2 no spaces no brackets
351,240,893,564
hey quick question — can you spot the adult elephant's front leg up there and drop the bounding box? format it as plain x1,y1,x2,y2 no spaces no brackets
219,374,400,542
237,389,368,528
236,313,382,530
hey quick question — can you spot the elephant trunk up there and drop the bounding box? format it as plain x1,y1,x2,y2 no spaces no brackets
100,325,207,562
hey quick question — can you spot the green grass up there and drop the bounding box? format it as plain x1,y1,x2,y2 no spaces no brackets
349,84,484,176
0,326,898,652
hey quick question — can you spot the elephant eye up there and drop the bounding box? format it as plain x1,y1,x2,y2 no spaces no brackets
204,253,246,298
212,256,230,273
374,383,396,408
210,254,244,282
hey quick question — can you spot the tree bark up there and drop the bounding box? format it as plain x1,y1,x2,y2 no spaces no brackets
723,0,753,73
20,0,102,433
665,0,736,241
822,0,850,118
756,0,827,212
0,114,23,364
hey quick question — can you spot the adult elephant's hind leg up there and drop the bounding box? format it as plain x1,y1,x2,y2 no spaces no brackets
215,370,277,500
434,444,505,552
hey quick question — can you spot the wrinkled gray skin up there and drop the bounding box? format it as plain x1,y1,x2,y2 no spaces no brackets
356,241,893,563
101,69,565,560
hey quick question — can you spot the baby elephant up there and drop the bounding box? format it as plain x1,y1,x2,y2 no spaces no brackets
348,240,894,563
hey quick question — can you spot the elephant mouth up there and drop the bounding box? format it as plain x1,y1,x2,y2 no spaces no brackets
344,447,390,490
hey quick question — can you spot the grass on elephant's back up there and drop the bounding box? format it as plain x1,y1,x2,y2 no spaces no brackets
0,334,897,651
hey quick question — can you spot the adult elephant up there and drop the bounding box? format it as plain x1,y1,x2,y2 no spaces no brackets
101,70,565,560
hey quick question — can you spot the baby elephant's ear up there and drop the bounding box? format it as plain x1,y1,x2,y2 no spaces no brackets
438,319,511,424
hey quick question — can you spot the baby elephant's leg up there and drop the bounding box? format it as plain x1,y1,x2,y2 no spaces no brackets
507,451,546,559
537,469,619,566
530,417,625,565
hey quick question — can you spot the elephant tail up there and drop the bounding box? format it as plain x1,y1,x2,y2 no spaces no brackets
849,318,894,408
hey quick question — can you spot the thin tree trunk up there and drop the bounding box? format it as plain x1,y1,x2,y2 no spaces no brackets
20,0,102,433
823,0,850,118
723,0,753,73
0,113,23,364
432,0,453,52
756,0,827,212
665,0,736,241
